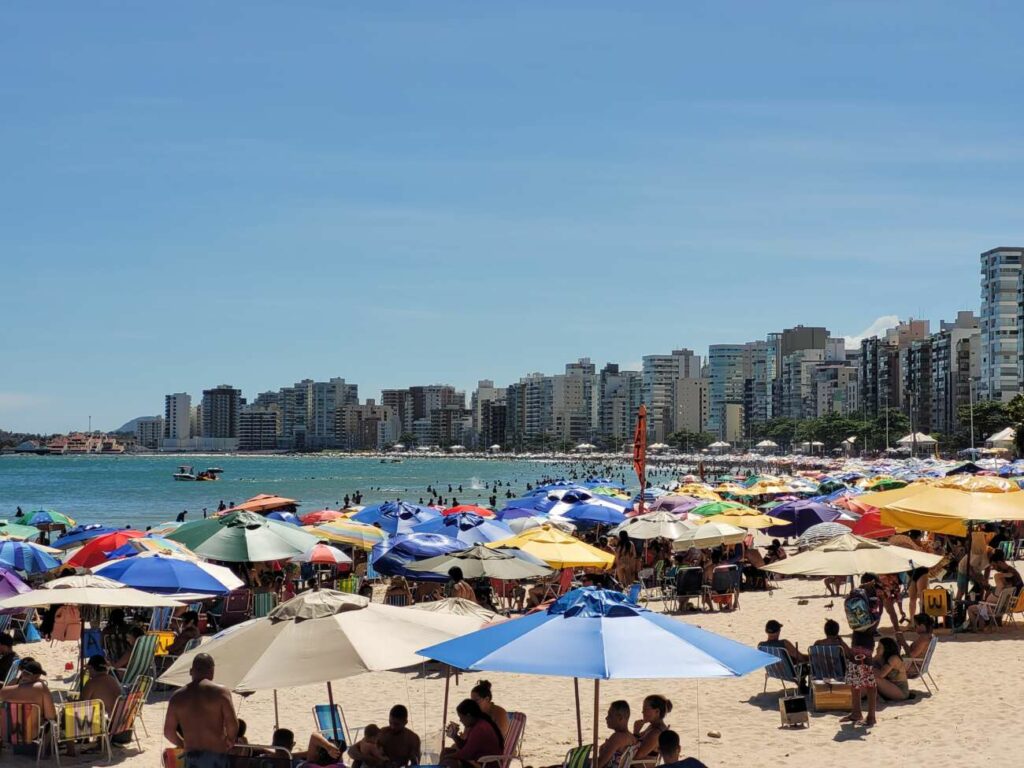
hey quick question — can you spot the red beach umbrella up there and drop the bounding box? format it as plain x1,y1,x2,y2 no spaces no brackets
66,530,146,569
443,505,495,518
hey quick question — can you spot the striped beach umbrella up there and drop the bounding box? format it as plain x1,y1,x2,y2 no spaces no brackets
0,540,61,574
309,520,386,550
27,509,76,528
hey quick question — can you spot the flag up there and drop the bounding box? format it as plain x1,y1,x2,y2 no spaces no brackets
632,405,647,512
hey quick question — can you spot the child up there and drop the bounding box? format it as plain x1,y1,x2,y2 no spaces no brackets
842,630,877,727
349,724,384,768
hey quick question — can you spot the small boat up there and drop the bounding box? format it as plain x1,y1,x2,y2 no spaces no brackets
195,468,224,481
173,465,197,481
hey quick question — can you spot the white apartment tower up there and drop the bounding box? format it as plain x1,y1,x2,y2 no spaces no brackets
980,247,1023,402
163,393,191,440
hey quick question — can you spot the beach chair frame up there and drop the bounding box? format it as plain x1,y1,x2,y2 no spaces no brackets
108,675,153,753
51,698,111,766
906,635,938,694
808,644,850,711
118,633,158,689
757,643,805,695
312,703,352,744
561,744,592,768
148,607,174,632
251,592,278,619
0,701,53,766
673,567,703,612
478,711,526,768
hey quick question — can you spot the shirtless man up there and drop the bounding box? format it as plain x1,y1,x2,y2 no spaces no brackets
376,704,421,767
81,655,121,716
0,658,56,721
163,653,238,768
447,567,477,604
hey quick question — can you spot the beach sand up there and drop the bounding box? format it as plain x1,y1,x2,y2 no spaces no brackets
22,580,1020,766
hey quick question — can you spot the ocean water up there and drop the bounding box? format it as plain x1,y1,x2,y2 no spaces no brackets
0,454,633,528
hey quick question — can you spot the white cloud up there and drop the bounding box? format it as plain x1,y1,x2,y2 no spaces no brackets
843,315,900,349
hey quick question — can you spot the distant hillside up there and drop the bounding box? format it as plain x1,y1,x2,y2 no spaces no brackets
115,416,160,434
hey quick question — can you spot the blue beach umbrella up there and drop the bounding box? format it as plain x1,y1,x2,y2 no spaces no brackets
413,513,514,545
418,587,776,754
267,511,302,526
496,506,546,522
0,540,61,574
352,501,441,536
52,524,121,550
93,554,242,595
371,533,469,581
764,500,842,537
559,504,626,527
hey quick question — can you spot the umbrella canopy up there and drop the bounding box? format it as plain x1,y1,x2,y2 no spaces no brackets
409,597,500,623
764,501,842,537
351,502,441,537
0,574,185,609
706,509,788,530
689,501,750,518
0,540,61,574
104,536,198,560
0,567,31,599
299,510,347,526
222,495,300,515
418,587,775,679
65,531,145,569
849,510,896,539
609,511,695,541
92,553,244,595
507,516,576,535
412,513,515,545
405,544,552,580
267,511,303,526
293,543,353,566
674,485,722,502
0,521,44,541
487,525,614,570
763,533,943,577
167,512,320,562
27,510,76,528
796,522,852,550
51,524,119,549
558,504,627,527
372,534,470,580
157,589,491,691
672,522,746,550
443,505,496,518
309,520,386,550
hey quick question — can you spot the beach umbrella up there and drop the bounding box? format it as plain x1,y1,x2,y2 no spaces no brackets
675,485,722,501
672,522,746,550
443,505,496,518
698,509,787,530
0,521,44,541
92,553,244,595
764,501,842,537
149,521,183,536
51,524,119,549
27,510,76,528
409,597,500,623
0,540,61,574
507,516,576,535
406,544,552,580
65,530,145,569
308,520,386,550
609,511,695,541
267,511,303,526
689,501,750,518
221,495,300,515
372,533,470,580
796,522,851,550
0,567,31,599
486,525,614,570
158,589,492,691
166,511,319,562
104,536,199,560
558,504,627,527
763,533,943,577
412,513,515,545
417,588,776,759
495,507,542,522
849,510,896,540
292,543,353,567
351,501,440,536
0,574,184,609
299,510,347,526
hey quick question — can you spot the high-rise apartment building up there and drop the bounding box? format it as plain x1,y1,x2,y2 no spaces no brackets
642,349,701,441
471,380,506,447
707,345,747,438
979,247,1023,402
673,378,708,434
163,393,191,440
337,400,399,450
931,311,980,436
598,364,642,444
381,389,414,436
135,416,163,449
201,385,243,439
238,407,281,450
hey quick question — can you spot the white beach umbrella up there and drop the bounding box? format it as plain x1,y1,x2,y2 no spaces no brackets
0,574,185,609
672,522,746,550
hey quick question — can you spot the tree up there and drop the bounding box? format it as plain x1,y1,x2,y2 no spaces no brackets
397,432,417,447
958,400,1010,441
666,431,715,451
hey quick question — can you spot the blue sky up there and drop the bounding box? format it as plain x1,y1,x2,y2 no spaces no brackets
3,2,1022,433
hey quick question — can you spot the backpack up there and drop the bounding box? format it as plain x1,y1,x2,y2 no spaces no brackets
844,588,880,632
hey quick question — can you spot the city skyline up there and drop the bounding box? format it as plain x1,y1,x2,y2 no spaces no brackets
4,3,1024,433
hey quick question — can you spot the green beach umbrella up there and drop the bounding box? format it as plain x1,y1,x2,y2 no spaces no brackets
27,509,76,527
166,511,319,562
0,521,44,541
689,501,750,517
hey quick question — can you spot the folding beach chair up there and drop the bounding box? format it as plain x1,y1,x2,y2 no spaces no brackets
383,593,409,607
117,633,158,689
0,701,52,766
0,614,12,634
251,592,278,619
625,583,642,605
208,589,251,630
108,675,153,752
51,699,111,765
10,609,37,643
1007,589,1024,625
147,630,176,656
336,576,360,594
757,643,805,695
3,658,21,686
561,744,592,768
542,569,575,602
673,568,703,612
808,645,851,711
906,635,938,694
707,565,740,611
313,703,354,744
148,607,175,632
479,712,526,768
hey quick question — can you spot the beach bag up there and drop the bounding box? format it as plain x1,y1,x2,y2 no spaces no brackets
844,588,879,632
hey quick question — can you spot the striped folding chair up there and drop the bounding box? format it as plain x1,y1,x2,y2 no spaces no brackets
118,634,159,689
0,701,51,766
0,614,12,634
251,592,278,619
336,576,359,594
479,711,526,768
108,675,153,751
383,593,409,607
148,607,174,632
147,630,177,657
561,744,592,768
3,658,22,686
52,699,111,765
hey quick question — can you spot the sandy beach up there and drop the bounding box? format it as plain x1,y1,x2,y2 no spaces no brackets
20,577,1020,767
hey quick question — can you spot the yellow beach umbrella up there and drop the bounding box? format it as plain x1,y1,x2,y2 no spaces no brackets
487,525,614,570
675,484,722,501
703,509,789,530
879,486,1024,536
715,483,748,496
932,475,1020,493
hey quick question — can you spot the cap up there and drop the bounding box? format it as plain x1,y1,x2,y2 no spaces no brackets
765,620,783,633
21,660,46,676
87,655,108,672
861,572,879,584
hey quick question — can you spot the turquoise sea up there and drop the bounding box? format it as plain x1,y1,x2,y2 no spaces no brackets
0,454,637,528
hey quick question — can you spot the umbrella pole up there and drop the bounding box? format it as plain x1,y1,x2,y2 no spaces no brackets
327,681,343,746
440,664,452,754
592,680,600,767
274,690,279,730
573,677,582,746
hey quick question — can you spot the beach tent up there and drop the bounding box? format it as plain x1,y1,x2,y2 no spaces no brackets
487,525,614,570
708,441,731,452
418,588,775,758
574,443,596,452
763,533,943,577
166,511,319,562
406,544,552,580
986,427,1017,452
755,440,778,452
